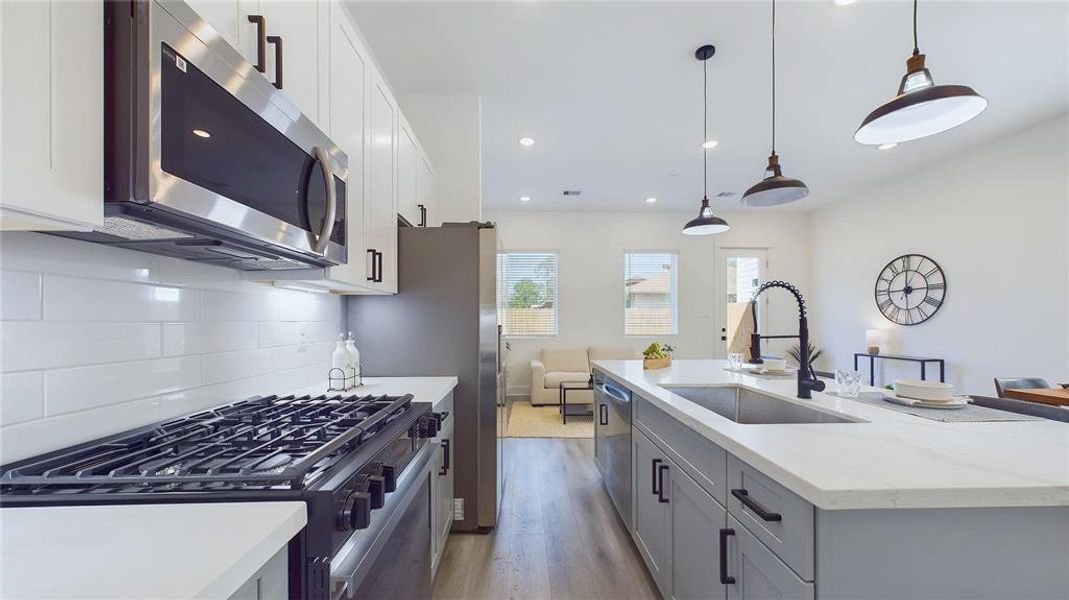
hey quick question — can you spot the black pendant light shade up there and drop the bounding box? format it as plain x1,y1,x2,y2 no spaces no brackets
682,44,730,236
855,0,986,145
741,0,808,208
741,153,809,207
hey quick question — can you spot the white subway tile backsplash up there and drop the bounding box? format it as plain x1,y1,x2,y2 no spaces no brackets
0,372,44,426
45,356,202,416
0,233,158,283
163,322,258,356
44,276,198,322
0,322,162,372
0,234,341,462
0,270,42,320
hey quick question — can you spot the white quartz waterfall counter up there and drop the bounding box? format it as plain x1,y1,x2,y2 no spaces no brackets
592,359,1069,510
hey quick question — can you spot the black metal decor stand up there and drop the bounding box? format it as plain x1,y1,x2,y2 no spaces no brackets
853,353,945,387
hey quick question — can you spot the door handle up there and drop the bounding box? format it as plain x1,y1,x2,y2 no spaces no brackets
311,147,336,254
366,249,376,281
656,464,669,503
651,458,662,496
417,204,426,227
375,251,384,282
719,528,736,584
598,404,608,426
731,488,782,522
266,35,283,89
439,439,450,476
247,15,266,73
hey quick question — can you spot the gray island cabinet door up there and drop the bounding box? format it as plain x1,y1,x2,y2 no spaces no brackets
633,428,672,597
669,465,728,600
726,514,813,600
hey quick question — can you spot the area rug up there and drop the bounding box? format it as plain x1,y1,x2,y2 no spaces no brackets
504,399,593,438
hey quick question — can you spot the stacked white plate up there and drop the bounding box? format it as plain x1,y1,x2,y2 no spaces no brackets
886,380,968,409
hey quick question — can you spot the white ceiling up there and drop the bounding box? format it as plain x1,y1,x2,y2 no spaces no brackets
348,1,1068,213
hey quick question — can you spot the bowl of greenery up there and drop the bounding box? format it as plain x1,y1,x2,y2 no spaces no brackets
642,342,675,370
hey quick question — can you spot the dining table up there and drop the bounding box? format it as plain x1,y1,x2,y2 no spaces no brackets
1003,387,1069,407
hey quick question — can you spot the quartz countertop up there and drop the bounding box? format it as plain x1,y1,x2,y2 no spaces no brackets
593,359,1069,510
0,502,306,599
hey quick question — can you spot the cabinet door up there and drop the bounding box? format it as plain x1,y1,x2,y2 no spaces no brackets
366,71,398,293
397,117,419,226
1,0,102,230
633,429,671,597
185,0,266,80
670,467,728,600
258,1,323,128
726,515,814,600
418,153,436,227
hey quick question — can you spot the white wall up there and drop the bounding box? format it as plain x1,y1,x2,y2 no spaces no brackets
487,210,811,395
0,233,342,462
810,115,1069,395
400,94,482,223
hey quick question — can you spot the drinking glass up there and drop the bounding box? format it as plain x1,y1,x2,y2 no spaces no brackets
835,369,862,398
727,353,743,371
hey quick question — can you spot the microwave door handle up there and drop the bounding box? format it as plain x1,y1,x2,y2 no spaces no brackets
266,35,283,89
247,15,266,72
311,147,337,255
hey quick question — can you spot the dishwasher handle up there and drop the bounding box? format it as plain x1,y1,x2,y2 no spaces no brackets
597,382,630,403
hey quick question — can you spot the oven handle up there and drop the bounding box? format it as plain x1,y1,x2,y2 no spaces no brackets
311,147,337,255
330,441,435,597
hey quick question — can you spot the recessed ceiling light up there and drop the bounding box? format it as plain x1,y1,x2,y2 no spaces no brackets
645,197,657,204
834,0,857,6
701,139,719,149
878,143,898,150
519,196,531,202
519,137,535,147
192,129,211,138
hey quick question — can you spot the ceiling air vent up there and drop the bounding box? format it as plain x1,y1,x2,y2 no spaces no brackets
715,192,736,199
562,190,582,197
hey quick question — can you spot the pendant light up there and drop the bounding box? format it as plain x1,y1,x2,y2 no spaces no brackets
741,0,809,207
855,0,987,145
682,44,730,236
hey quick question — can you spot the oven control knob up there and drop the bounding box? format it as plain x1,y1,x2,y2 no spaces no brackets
338,491,371,531
380,465,397,493
367,475,385,509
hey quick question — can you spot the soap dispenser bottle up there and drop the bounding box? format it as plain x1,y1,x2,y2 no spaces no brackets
345,331,361,387
330,334,349,390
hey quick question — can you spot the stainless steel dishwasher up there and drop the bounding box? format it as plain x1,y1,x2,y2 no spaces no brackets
593,372,632,525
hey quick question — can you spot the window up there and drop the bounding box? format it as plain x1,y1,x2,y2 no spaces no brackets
497,252,558,336
624,252,678,336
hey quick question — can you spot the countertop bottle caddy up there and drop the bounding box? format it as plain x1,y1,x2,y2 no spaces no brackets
328,333,361,391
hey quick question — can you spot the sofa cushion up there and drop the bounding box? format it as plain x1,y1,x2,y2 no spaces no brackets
544,371,592,389
541,348,590,373
588,346,639,361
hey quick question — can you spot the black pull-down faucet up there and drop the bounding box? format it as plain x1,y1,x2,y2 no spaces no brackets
747,281,826,399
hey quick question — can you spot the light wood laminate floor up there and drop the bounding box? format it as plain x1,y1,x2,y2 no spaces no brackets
432,438,660,600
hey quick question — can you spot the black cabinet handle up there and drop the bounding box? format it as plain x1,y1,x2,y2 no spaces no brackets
651,458,662,496
417,204,427,227
247,15,266,73
439,439,450,476
375,251,384,282
731,488,782,522
719,528,736,584
657,464,669,503
266,35,283,89
598,404,608,425
366,249,376,282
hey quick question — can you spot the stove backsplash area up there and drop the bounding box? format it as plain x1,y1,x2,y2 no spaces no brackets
0,233,342,463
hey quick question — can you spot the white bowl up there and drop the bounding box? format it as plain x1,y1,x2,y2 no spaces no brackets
893,379,955,402
761,358,788,372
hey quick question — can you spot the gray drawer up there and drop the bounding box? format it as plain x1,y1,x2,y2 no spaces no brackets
634,394,727,507
727,454,814,581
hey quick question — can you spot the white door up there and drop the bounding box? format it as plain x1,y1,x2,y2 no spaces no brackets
397,118,419,226
367,74,397,292
713,249,768,360
418,154,436,227
258,1,323,127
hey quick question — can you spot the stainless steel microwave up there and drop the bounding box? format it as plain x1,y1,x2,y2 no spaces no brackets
61,0,347,271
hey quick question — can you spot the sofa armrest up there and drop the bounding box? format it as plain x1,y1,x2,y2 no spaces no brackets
530,359,546,390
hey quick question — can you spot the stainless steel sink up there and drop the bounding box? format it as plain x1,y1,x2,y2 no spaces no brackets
661,385,857,424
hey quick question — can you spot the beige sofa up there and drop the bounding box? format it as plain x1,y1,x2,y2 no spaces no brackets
530,347,638,406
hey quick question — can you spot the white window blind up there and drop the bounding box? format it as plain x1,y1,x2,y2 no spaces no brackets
497,252,558,336
624,253,678,336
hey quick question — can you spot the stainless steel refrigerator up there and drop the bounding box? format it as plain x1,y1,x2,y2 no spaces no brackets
345,223,503,532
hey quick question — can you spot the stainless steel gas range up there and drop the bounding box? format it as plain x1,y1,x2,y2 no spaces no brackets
0,393,443,600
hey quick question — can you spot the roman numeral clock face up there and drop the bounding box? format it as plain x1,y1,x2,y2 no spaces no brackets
874,254,946,325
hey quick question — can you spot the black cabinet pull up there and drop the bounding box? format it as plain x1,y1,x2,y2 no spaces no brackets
651,458,662,496
719,528,736,584
731,488,782,522
657,464,669,503
247,15,266,73
375,251,384,282
366,249,376,282
266,35,283,89
439,439,450,476
598,404,608,425
417,204,426,227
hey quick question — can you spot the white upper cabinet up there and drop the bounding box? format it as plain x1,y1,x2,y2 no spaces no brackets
418,152,437,227
397,117,420,227
1,0,103,231
256,1,324,128
367,71,399,293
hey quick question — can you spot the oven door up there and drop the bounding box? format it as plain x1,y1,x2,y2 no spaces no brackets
141,1,347,265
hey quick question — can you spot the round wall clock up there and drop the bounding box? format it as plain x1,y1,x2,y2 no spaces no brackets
874,254,946,325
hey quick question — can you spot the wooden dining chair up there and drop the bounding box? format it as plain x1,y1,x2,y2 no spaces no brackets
993,377,1051,398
